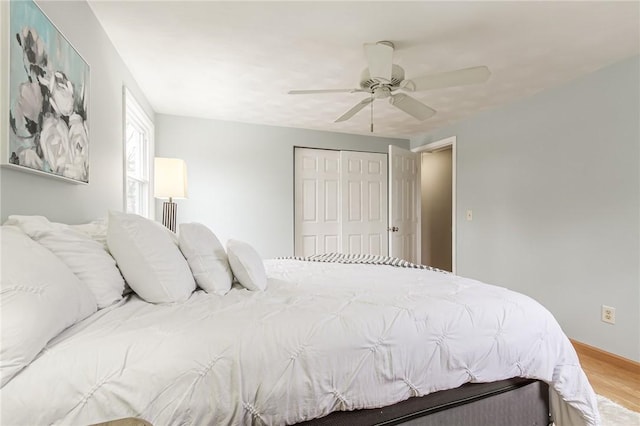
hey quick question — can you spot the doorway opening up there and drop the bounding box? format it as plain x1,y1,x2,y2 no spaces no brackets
413,137,456,273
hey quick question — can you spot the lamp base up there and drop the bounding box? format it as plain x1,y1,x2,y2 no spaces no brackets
162,201,177,232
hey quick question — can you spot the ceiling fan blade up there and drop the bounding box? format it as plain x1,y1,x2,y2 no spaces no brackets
364,42,393,83
401,66,491,92
389,94,436,121
288,89,361,95
335,98,374,122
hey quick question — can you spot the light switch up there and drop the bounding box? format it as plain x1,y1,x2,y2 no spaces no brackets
466,210,473,221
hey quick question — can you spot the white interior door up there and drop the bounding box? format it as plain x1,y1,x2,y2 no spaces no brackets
294,148,341,257
389,145,421,262
340,151,388,255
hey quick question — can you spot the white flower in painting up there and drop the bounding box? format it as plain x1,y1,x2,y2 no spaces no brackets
62,156,89,182
40,114,70,175
19,148,44,170
17,81,42,123
11,81,43,137
68,114,88,161
48,72,75,116
64,114,89,181
18,27,48,75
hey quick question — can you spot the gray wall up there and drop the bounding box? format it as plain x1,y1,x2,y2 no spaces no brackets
411,56,640,361
421,149,453,271
0,1,153,224
155,114,409,258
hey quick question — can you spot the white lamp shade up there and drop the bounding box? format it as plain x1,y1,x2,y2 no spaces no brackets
154,157,188,199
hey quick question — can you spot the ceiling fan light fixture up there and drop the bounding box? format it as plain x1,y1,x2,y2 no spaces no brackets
374,87,391,99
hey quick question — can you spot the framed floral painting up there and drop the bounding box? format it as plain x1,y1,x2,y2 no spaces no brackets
4,0,89,183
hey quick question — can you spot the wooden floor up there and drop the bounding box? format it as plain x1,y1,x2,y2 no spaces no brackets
573,341,640,412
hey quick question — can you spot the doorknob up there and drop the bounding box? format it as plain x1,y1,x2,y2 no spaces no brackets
388,226,399,232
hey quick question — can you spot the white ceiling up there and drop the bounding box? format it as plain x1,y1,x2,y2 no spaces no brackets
88,1,639,139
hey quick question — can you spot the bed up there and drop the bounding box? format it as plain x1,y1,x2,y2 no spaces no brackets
0,215,600,426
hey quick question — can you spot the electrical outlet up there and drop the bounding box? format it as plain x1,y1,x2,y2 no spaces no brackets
601,305,615,325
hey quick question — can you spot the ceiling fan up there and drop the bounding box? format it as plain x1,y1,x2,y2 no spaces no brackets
288,41,491,131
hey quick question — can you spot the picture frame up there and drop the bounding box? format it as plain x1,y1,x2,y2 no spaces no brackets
1,0,90,184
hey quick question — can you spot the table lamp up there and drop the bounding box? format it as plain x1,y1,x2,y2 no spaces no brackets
154,157,188,232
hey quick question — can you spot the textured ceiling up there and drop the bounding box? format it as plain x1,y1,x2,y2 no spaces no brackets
88,1,639,139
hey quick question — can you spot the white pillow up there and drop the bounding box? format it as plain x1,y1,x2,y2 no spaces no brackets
107,211,195,303
4,215,125,309
69,217,108,250
0,226,97,387
178,223,233,295
226,239,267,291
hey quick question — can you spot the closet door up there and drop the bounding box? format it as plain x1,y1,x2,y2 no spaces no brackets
294,148,341,257
340,151,388,255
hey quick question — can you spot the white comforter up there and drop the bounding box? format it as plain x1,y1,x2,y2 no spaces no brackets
1,260,599,425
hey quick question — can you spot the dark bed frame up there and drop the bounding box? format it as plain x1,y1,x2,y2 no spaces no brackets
299,378,550,426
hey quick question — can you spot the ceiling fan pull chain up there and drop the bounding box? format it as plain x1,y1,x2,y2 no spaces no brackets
370,93,374,133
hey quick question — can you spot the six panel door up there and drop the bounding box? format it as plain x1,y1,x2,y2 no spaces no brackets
388,145,421,263
340,151,388,255
294,148,341,257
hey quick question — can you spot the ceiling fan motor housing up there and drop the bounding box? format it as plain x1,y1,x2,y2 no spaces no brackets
360,64,405,91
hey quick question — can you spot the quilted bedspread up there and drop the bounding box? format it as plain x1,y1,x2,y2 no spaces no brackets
1,260,599,425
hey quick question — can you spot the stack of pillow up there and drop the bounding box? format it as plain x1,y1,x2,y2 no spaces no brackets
107,211,268,302
0,211,267,387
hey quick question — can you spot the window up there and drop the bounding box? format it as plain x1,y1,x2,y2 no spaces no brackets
124,88,154,218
